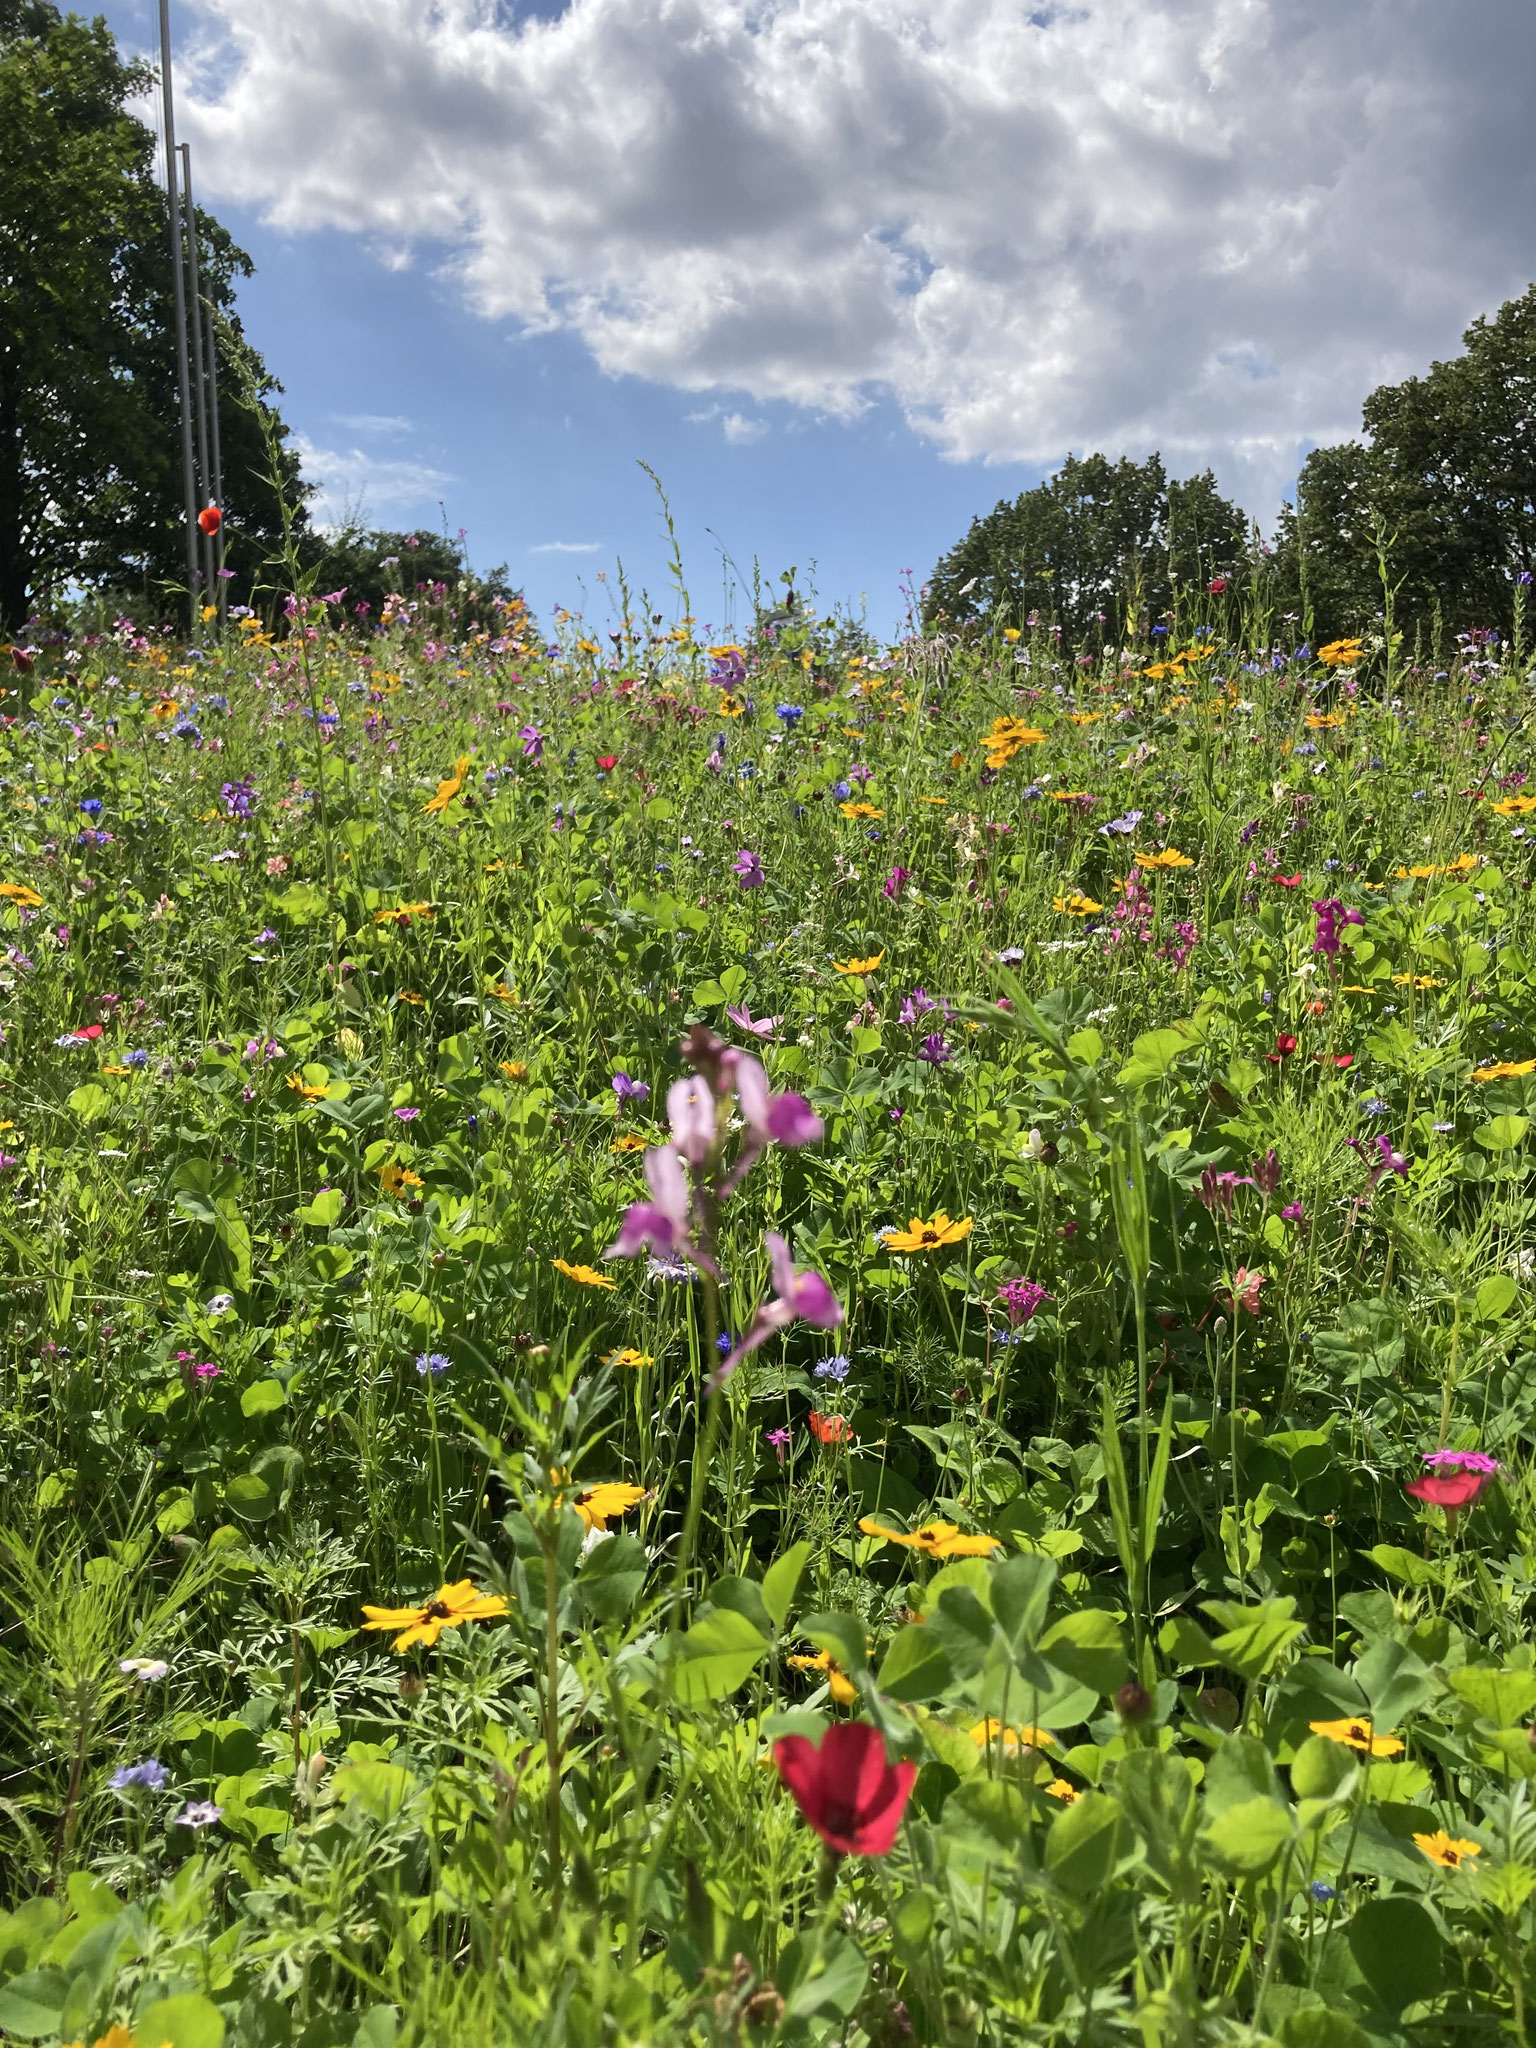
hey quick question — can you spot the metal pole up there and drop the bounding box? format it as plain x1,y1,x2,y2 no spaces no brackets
157,0,199,633
178,144,215,608
203,292,226,626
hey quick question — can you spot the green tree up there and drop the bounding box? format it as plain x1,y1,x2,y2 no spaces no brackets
926,452,1249,647
300,521,519,627
1275,284,1536,645
0,0,301,630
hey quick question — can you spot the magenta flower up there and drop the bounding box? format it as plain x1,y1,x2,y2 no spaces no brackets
1253,1149,1281,1197
612,1071,649,1103
519,724,544,761
997,1276,1051,1326
918,1032,954,1066
725,1001,783,1039
1312,898,1363,956
899,987,937,1027
766,1423,793,1466
605,1141,718,1276
711,1232,844,1387
1280,1200,1305,1221
733,848,766,888
1422,1448,1499,1474
882,865,911,900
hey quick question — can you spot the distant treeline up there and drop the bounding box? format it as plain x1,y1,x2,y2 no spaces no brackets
927,285,1536,651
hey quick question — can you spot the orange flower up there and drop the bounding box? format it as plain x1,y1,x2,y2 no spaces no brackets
198,504,222,535
808,1410,853,1445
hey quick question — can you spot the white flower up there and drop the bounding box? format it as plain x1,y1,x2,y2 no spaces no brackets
1020,1128,1046,1160
120,1658,169,1681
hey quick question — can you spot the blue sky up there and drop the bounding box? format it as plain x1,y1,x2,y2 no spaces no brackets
100,0,1536,637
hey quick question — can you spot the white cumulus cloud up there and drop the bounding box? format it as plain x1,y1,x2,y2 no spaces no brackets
294,434,455,527
181,0,1536,520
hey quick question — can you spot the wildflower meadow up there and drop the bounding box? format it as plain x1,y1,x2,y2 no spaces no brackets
3,556,1536,2048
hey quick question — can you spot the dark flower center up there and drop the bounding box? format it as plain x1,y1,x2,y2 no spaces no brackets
425,1599,452,1619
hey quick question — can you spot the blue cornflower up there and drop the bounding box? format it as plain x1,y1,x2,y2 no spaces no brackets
715,1332,734,1355
173,719,201,742
111,1758,167,1792
415,1353,451,1377
79,797,103,817
833,780,851,800
1099,809,1143,838
813,1355,851,1383
1361,1098,1390,1116
125,1049,150,1067
775,703,804,726
1309,1881,1336,1903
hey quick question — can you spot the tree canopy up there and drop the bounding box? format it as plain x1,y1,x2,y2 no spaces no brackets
0,0,301,629
925,453,1250,646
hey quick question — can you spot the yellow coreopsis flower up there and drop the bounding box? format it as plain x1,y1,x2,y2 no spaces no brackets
834,951,885,974
569,1481,647,1531
1490,794,1536,816
360,1577,508,1653
285,1073,329,1101
0,882,43,907
839,801,884,820
1053,892,1103,915
971,1719,1054,1754
1413,1830,1481,1870
884,1213,973,1253
551,1257,618,1290
378,1161,423,1195
859,1517,1000,1559
612,1131,646,1151
1045,1778,1081,1804
1471,1058,1536,1081
374,901,434,926
787,1649,857,1707
1135,848,1195,869
1317,639,1364,666
602,1347,654,1369
1308,1716,1404,1757
423,755,471,816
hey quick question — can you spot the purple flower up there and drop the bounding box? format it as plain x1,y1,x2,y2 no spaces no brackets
1312,897,1363,956
1253,1149,1282,1197
997,1277,1051,1326
711,1231,843,1387
918,1032,953,1066
612,1071,650,1103
732,848,765,888
519,724,544,761
814,1353,851,1382
607,1144,716,1275
765,1424,792,1466
393,1105,421,1122
415,1352,451,1377
111,1758,167,1792
1280,1200,1305,1221
79,797,103,817
898,987,937,1027
848,764,874,786
1423,1448,1499,1473
221,778,257,818
1361,1097,1389,1116
1099,809,1143,838
882,865,911,900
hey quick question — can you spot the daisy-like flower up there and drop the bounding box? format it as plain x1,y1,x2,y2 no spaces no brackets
884,1213,973,1253
860,1516,999,1558
1308,1717,1404,1757
834,951,885,974
971,1719,1054,1754
374,901,434,926
1135,848,1195,869
1053,892,1103,915
787,1648,858,1706
602,1347,654,1369
378,1162,423,1195
286,1074,329,1101
499,1060,529,1080
0,882,43,907
360,1578,509,1653
118,1658,169,1682
612,1131,647,1152
568,1481,647,1531
175,1800,223,1830
551,1257,618,1290
1413,1830,1481,1870
1470,1057,1536,1081
1317,639,1364,667
423,755,471,815
839,801,884,820
1045,1778,1081,1804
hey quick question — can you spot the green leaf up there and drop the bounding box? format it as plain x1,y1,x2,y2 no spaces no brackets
991,1552,1056,1650
1099,1384,1138,1587
1201,1597,1305,1681
1277,2008,1373,2048
1345,1897,1443,2014
1142,1385,1175,1565
876,1624,954,1703
761,1541,811,1629
1038,1609,1128,1696
946,1776,1029,1856
1364,1543,1440,1588
274,881,327,925
1159,1614,1221,1668
294,1188,347,1227
1044,1789,1123,1898
239,1378,287,1418
779,1934,867,2021
1203,1734,1280,1815
1202,1796,1292,1877
1473,1272,1519,1321
353,2009,398,2048
224,1474,276,1521
1475,1115,1529,1152
668,1608,770,1705
311,1245,356,1284
67,1082,110,1121
691,979,726,1007
1448,1666,1536,1727
1117,1027,1196,1090
135,1995,225,2048
800,1610,869,1674
0,1969,66,2039
331,1761,417,1821
1289,1735,1358,1802
577,1533,649,1625
1352,1635,1434,1730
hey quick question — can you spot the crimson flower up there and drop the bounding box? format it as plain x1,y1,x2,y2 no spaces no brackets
595,754,617,771
1406,1469,1489,1512
773,1722,916,1857
1273,874,1303,888
198,505,222,535
1267,1034,1299,1062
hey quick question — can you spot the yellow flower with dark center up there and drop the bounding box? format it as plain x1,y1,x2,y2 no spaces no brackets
839,801,884,819
1317,639,1364,666
397,990,426,1007
374,901,434,926
1050,790,1091,802
1471,1058,1536,1081
1491,794,1536,816
603,1347,654,1369
1053,892,1103,915
834,951,885,974
149,696,180,718
0,882,43,907
360,1577,508,1653
1136,848,1195,869
378,1162,423,1195
1303,710,1349,729
500,1059,529,1080
101,1064,130,1077
286,1073,329,1101
1065,711,1101,727
552,1257,617,1290
612,1131,646,1152
1045,1778,1081,1804
884,1213,973,1253
787,1649,857,1707
1390,974,1442,988
971,1719,1054,1753
1413,1829,1481,1870
424,754,472,815
718,694,746,717
922,795,949,805
1308,1716,1404,1757
860,1516,1000,1558
569,1481,647,1531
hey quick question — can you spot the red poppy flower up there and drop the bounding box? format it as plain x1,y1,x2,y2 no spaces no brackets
1406,1470,1488,1511
808,1409,853,1445
773,1722,916,1857
76,1024,103,1040
1266,1034,1299,1063
1208,577,1229,595
595,754,617,771
1330,1054,1354,1069
10,647,33,674
1273,874,1303,888
198,505,223,536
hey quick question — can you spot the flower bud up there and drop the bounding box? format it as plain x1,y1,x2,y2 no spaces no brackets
1115,1680,1153,1723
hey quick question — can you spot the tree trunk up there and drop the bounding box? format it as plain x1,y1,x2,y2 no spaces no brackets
0,347,28,633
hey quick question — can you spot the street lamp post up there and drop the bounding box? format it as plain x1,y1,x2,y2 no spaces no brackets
157,0,199,634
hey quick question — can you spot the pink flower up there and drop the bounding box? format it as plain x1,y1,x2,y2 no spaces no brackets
606,1145,716,1276
1422,1448,1499,1474
1219,1267,1265,1315
725,1001,783,1039
711,1232,843,1387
